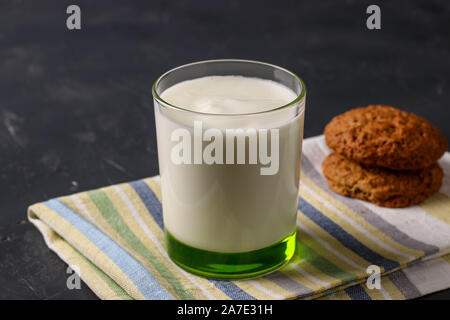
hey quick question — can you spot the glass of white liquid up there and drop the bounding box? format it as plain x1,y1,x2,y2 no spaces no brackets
152,60,305,279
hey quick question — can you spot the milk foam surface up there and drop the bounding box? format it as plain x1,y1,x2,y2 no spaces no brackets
155,75,304,252
160,75,297,114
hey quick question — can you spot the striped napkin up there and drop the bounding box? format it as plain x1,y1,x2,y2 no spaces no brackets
28,135,450,300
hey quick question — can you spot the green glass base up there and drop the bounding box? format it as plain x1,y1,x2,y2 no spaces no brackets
166,231,296,279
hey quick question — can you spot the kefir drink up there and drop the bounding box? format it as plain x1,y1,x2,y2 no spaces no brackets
153,60,305,278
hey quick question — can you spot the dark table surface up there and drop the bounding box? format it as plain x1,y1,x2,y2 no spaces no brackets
0,0,449,300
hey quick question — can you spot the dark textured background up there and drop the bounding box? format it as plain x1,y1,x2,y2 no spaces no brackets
0,0,449,299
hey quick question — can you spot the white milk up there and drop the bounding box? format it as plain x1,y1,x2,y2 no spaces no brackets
155,76,304,253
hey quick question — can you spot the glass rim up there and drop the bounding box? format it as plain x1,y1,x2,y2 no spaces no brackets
152,59,306,117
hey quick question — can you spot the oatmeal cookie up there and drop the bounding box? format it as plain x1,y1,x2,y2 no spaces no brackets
322,152,443,208
324,105,447,170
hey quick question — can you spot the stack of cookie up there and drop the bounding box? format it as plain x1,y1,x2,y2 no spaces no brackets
322,105,447,208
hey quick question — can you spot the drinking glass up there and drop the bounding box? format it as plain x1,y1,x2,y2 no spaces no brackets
152,59,306,279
